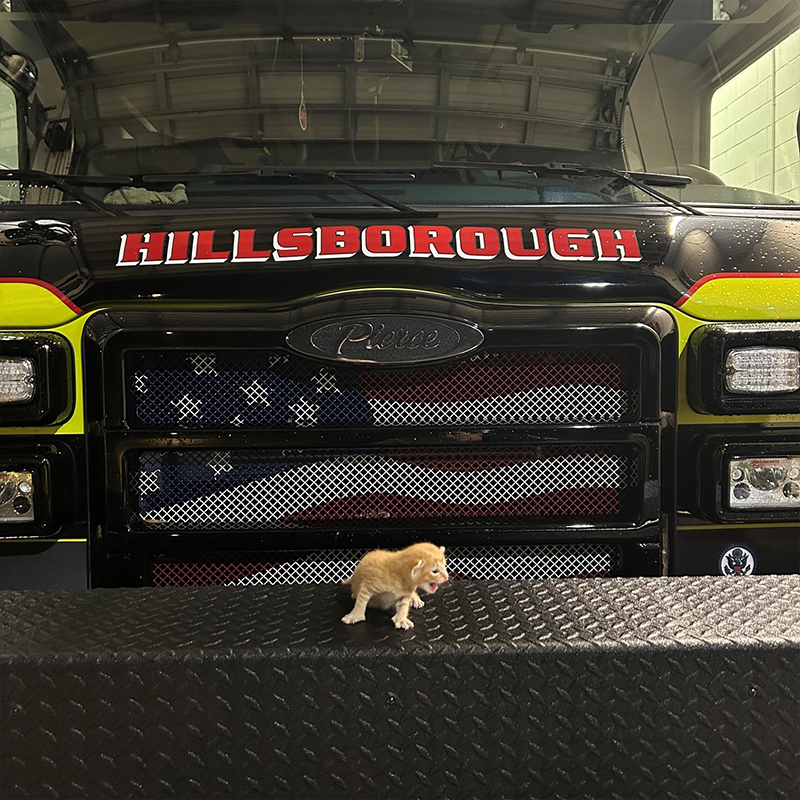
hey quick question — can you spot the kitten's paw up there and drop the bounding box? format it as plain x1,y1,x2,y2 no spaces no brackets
342,613,366,625
410,595,425,609
393,617,414,630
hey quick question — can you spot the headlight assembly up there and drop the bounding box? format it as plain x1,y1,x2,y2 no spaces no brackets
689,323,800,415
0,333,73,425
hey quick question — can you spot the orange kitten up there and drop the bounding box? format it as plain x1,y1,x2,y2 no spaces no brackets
342,542,448,629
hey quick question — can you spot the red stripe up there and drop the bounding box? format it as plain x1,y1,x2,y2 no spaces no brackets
675,272,797,308
0,277,83,314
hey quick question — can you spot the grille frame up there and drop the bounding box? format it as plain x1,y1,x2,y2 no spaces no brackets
113,427,659,539
126,442,645,534
97,305,669,430
85,302,674,586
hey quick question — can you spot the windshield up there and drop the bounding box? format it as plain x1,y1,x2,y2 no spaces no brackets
0,0,798,210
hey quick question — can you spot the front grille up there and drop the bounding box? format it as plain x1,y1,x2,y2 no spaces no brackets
150,543,622,585
129,444,639,531
126,348,638,429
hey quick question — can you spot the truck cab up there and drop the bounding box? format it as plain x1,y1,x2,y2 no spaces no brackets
0,0,797,589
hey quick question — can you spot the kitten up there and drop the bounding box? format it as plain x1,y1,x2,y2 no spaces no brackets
341,542,448,629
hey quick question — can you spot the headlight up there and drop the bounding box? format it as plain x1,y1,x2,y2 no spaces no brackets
0,470,35,522
0,357,36,403
728,456,800,510
725,347,800,394
689,323,800,414
0,334,72,425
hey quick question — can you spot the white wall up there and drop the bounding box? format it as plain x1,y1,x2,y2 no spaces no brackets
710,29,799,201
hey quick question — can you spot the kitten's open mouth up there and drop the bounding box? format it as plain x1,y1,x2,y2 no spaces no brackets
427,582,439,593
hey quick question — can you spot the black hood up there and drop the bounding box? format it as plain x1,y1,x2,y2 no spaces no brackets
0,208,797,311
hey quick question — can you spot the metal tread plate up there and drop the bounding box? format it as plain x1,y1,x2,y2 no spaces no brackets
2,577,799,799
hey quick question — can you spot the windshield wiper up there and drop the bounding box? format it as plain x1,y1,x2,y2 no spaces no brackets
0,169,131,217
141,168,424,215
432,161,705,216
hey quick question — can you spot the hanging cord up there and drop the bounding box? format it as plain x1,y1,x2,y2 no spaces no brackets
298,44,308,131
349,107,360,167
626,101,648,172
613,102,629,168
371,80,385,167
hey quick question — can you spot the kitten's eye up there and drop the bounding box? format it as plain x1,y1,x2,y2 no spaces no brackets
431,568,439,574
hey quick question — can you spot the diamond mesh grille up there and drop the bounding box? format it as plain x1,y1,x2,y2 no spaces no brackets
129,445,639,531
127,348,637,429
150,543,621,586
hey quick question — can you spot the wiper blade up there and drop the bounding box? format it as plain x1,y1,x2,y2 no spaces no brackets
432,161,706,216
141,168,423,215
0,169,131,217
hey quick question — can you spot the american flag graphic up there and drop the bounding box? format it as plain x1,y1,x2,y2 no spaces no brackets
128,348,634,429
132,446,635,531
128,349,636,531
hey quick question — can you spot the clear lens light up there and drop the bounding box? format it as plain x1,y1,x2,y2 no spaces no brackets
729,456,800,509
0,473,15,505
0,470,35,523
725,347,800,394
0,357,36,403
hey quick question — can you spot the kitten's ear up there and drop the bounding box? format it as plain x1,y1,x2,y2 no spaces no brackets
439,546,446,554
411,558,424,579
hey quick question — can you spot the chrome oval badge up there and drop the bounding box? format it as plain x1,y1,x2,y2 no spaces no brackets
286,315,484,364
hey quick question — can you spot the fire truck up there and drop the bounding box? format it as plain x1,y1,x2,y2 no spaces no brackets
0,0,798,589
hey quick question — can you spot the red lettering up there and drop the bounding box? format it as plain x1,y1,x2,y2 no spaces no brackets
501,227,548,260
316,226,360,259
116,232,166,266
232,229,271,262
593,229,642,262
191,230,230,263
549,228,595,261
362,225,407,257
456,227,500,260
409,226,456,258
165,231,191,264
273,227,314,261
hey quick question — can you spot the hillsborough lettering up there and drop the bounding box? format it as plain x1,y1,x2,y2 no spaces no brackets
117,225,642,267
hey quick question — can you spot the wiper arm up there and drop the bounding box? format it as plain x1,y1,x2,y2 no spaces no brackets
432,161,706,216
0,169,131,217
141,168,423,215
328,171,421,215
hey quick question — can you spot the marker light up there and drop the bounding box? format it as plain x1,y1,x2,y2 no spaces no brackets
0,471,35,522
0,357,36,403
728,457,800,509
725,347,800,394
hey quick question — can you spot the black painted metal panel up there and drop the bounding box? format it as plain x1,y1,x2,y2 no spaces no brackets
0,542,87,589
1,577,798,799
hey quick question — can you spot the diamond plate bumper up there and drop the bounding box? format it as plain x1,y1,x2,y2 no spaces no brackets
1,577,798,799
